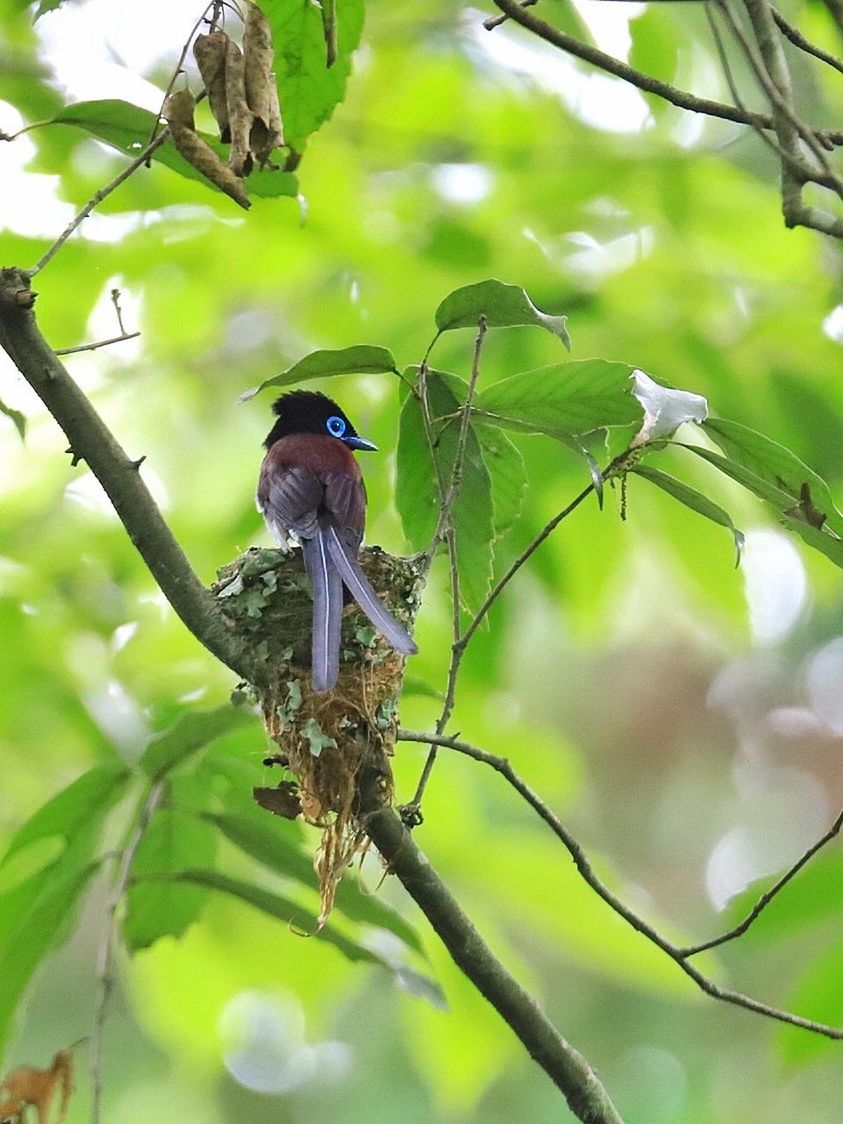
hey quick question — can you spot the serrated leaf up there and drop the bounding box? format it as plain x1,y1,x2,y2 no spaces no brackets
205,811,423,952
434,279,571,349
703,418,843,538
476,427,527,539
631,465,744,565
262,0,364,150
243,345,398,400
123,806,218,950
1,762,130,870
396,369,494,613
682,444,843,569
139,705,258,780
475,359,640,436
50,100,298,200
147,868,382,966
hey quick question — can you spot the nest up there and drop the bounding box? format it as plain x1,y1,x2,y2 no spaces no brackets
213,546,424,921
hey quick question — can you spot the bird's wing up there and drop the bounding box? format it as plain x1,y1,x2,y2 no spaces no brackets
322,471,366,544
257,461,324,542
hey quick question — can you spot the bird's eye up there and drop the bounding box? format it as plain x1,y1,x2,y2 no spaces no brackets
326,415,346,438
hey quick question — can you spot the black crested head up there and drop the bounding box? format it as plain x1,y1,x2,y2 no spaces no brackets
263,390,377,452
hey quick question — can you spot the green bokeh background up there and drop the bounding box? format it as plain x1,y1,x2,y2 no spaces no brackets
2,1,843,1120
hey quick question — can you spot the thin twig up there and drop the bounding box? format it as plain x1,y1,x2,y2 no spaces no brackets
725,0,838,181
0,119,53,143
705,1,805,174
408,319,487,815
145,0,222,152
431,315,488,555
488,0,774,131
27,129,171,278
92,780,165,1124
484,0,538,31
772,7,843,75
486,0,843,147
110,288,127,335
397,729,843,1040
55,332,141,357
677,805,843,957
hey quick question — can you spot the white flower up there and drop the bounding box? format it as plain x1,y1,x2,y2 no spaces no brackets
631,369,708,447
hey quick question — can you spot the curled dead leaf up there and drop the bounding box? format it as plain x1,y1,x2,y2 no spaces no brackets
225,37,253,177
243,1,284,166
164,90,251,210
193,29,231,142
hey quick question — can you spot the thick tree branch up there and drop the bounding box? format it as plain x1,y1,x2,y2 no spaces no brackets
0,269,257,683
365,807,625,1124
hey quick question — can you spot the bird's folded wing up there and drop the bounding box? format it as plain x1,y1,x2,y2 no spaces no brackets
257,461,323,540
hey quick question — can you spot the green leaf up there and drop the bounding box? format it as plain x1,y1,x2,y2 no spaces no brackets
262,0,365,151
243,344,398,400
123,806,218,950
0,398,26,441
631,464,744,566
396,369,494,613
0,849,100,1055
50,100,298,200
434,279,571,349
400,677,444,700
0,762,130,870
146,868,382,966
205,811,423,952
703,418,843,537
780,942,843,1066
682,444,843,569
474,359,640,436
476,427,528,540
139,705,258,780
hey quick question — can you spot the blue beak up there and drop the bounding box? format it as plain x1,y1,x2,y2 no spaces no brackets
344,434,378,452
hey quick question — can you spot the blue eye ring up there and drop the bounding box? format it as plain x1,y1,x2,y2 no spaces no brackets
326,415,346,438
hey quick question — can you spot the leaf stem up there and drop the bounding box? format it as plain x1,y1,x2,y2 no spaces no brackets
91,780,165,1124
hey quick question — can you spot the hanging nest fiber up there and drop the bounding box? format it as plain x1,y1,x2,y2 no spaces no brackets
213,545,424,921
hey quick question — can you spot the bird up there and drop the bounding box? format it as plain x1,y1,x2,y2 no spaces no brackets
257,390,417,692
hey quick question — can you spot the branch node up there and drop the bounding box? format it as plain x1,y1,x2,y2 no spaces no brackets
398,802,424,828
130,454,147,471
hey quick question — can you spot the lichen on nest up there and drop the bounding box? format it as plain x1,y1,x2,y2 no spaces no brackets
213,545,425,921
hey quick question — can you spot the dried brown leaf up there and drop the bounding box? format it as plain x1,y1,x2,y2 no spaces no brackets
164,91,251,209
193,29,231,142
254,782,302,819
243,1,284,165
225,37,253,177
